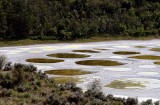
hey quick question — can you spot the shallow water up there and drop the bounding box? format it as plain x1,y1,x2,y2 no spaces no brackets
0,39,160,100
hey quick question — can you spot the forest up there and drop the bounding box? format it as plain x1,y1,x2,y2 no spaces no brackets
0,0,160,40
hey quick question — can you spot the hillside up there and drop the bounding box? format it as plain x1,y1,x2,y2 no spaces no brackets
0,0,160,40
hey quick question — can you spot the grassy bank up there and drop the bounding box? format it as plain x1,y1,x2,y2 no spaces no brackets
0,35,159,47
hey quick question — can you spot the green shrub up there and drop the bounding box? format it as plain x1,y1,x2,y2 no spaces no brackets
88,99,104,105
126,98,138,105
141,99,153,105
154,101,160,105
35,80,41,87
4,62,12,71
0,89,12,97
22,92,31,98
111,101,124,105
0,54,7,70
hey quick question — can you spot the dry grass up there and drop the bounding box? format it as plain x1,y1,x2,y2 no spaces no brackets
47,53,90,58
0,36,158,47
74,36,158,43
75,60,125,66
0,39,61,47
26,58,64,63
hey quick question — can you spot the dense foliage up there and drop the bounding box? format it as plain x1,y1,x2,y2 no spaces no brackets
0,0,160,40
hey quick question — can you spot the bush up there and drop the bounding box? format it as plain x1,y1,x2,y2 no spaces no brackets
3,62,12,71
31,35,56,40
35,80,41,87
17,86,27,92
0,54,7,70
12,66,25,85
126,98,138,105
0,73,14,89
154,101,160,105
87,79,102,93
23,64,37,72
14,63,37,72
94,92,106,101
141,99,153,105
68,94,81,104
65,82,76,90
88,99,104,105
111,101,124,105
0,89,12,97
22,92,31,98
106,94,114,100
44,94,62,105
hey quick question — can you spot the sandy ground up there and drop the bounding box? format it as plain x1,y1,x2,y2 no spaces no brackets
0,39,160,101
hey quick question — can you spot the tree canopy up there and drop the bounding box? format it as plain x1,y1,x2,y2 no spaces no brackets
0,0,160,40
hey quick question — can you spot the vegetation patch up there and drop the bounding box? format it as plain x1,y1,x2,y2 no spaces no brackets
0,63,58,104
154,61,160,65
135,46,146,48
73,50,100,53
45,69,93,76
150,48,160,52
113,51,140,55
106,80,145,89
26,58,64,63
52,77,80,84
47,53,90,58
128,55,160,60
75,60,125,66
93,48,108,50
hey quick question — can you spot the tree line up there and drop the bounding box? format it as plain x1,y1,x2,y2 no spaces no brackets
0,0,160,40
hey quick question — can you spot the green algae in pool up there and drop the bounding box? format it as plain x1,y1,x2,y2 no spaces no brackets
154,61,160,65
52,77,80,84
106,80,145,89
93,48,109,50
150,48,160,52
135,46,146,48
26,58,64,63
45,69,93,76
47,53,90,58
75,60,125,66
73,50,100,53
128,55,160,60
113,51,140,55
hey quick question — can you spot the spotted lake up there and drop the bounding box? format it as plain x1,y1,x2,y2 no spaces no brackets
1,39,160,101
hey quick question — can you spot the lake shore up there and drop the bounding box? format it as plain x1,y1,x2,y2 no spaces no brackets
0,36,159,47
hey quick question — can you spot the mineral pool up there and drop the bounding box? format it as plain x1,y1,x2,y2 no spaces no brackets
0,39,160,101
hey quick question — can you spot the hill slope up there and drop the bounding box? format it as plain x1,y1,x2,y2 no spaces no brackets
0,0,160,40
